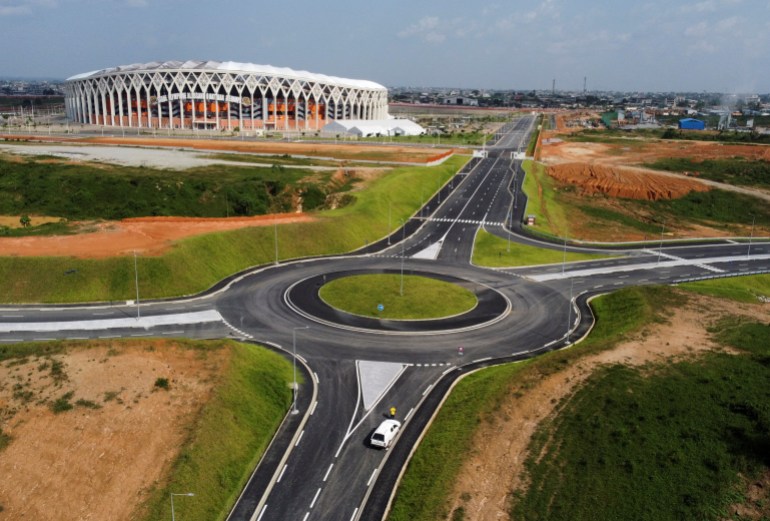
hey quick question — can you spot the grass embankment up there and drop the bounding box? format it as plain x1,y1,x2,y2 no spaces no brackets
645,157,770,189
0,157,338,219
388,286,674,521
521,155,769,241
521,159,570,238
472,229,612,267
513,321,770,520
138,340,294,521
0,338,294,521
0,155,468,303
318,274,477,319
566,127,770,145
681,274,770,303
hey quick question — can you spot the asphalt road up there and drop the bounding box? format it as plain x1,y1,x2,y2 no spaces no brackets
1,114,770,521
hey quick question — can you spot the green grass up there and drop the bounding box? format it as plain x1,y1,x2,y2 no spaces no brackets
0,155,468,303
521,159,570,237
575,203,661,235
472,229,612,267
648,189,770,227
645,157,770,189
202,153,347,168
139,340,294,521
526,117,542,156
0,220,74,237
680,274,770,303
512,351,770,521
0,157,341,219
712,317,770,357
388,286,677,521
318,274,477,319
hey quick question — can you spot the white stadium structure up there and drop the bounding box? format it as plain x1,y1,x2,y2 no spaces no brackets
63,60,389,131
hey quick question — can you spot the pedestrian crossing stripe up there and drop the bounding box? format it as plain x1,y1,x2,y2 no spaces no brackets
415,217,505,226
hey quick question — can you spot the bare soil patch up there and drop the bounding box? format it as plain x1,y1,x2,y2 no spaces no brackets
2,134,449,163
0,340,229,521
0,213,314,258
444,294,770,521
548,162,709,200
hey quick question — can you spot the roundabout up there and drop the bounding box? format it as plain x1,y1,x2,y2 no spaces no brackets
285,268,511,334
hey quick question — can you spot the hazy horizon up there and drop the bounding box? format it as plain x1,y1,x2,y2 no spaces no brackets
1,0,768,93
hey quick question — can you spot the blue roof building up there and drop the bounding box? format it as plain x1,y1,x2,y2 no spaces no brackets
678,118,705,130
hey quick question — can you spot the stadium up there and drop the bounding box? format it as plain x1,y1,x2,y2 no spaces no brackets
63,60,388,131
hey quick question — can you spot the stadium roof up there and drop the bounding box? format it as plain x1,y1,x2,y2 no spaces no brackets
66,60,385,90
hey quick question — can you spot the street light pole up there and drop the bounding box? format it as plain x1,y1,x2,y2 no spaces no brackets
170,492,194,521
566,278,574,342
400,219,406,297
387,201,391,246
133,250,140,320
292,326,309,414
274,221,279,265
747,216,756,259
657,220,666,265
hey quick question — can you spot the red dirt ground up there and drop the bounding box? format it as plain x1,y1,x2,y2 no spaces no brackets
0,214,314,258
547,162,710,200
2,134,452,163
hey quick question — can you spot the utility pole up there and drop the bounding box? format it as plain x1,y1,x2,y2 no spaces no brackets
133,250,140,320
274,221,279,265
566,279,574,342
747,216,756,259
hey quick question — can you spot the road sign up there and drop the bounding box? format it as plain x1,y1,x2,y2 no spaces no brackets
377,304,384,312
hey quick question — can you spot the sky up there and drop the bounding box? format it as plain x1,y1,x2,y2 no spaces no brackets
1,0,768,92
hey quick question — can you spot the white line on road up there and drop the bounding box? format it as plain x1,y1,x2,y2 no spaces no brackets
367,468,378,487
472,357,492,363
310,487,321,509
295,430,305,447
422,383,433,396
323,463,334,482
302,512,310,521
310,401,318,416
256,505,267,521
349,508,359,521
276,464,288,483
405,407,415,422
314,372,319,384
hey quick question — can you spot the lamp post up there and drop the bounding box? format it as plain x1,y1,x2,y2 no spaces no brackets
657,220,666,265
400,218,406,297
747,216,755,259
387,201,391,246
170,492,194,521
292,326,309,414
133,250,140,320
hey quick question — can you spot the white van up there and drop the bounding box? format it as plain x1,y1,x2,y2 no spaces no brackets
370,419,401,449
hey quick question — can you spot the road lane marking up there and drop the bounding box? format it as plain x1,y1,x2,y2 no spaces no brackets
256,505,267,521
366,468,378,487
350,508,359,521
422,383,433,396
472,357,492,363
323,463,334,482
310,488,321,509
405,407,415,422
276,464,288,483
302,512,310,521
313,372,319,384
310,401,318,416
295,430,305,447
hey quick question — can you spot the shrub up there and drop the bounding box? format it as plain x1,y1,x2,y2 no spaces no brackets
154,377,170,390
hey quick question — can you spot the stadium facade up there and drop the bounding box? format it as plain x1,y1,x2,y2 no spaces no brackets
63,61,388,131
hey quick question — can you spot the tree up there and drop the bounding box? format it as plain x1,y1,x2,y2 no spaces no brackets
19,215,31,228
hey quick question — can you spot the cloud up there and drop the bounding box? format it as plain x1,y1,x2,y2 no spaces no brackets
685,21,709,36
125,0,148,6
0,0,57,15
0,4,31,15
398,16,463,44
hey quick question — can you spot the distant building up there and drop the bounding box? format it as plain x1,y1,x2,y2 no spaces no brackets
441,96,479,107
678,118,705,130
321,119,424,137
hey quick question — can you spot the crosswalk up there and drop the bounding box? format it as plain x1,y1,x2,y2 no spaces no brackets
415,217,506,227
